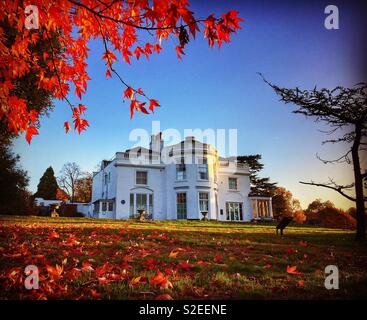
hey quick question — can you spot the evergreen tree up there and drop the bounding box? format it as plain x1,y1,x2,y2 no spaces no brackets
35,167,58,199
237,154,277,196
0,141,29,215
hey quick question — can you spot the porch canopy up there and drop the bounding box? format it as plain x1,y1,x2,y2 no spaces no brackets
249,196,273,220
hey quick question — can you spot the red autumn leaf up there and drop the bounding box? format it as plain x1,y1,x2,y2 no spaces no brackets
134,46,144,60
64,121,70,133
102,50,117,66
124,87,134,100
299,241,308,247
105,69,112,78
129,99,138,119
178,260,194,271
46,264,63,281
153,44,162,54
297,280,305,287
49,230,59,239
169,250,179,258
287,248,297,255
144,258,156,270
175,45,185,60
81,261,94,271
286,265,303,275
129,276,142,287
148,99,160,112
139,104,149,115
213,255,223,263
197,260,210,267
25,126,38,144
90,289,102,298
150,270,173,290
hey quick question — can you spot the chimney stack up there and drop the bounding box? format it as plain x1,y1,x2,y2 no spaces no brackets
150,132,163,154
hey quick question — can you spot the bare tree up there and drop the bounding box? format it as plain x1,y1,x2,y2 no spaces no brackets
58,162,83,202
74,172,92,203
260,74,367,240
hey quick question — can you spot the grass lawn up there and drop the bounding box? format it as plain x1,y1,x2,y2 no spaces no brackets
0,215,366,300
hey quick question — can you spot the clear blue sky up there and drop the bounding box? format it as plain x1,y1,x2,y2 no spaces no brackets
13,0,366,209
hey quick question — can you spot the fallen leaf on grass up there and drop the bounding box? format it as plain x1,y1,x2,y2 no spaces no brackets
178,260,194,271
150,270,173,290
129,276,142,287
169,250,179,258
286,265,303,275
299,241,308,247
46,264,63,281
297,280,305,287
213,255,223,263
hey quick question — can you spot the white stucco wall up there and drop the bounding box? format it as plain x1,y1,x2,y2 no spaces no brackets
217,173,252,221
114,164,166,219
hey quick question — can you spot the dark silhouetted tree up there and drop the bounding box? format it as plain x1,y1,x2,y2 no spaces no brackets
237,154,277,196
0,141,29,215
35,167,58,200
262,74,367,240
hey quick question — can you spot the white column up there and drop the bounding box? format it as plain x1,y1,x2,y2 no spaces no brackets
269,198,273,218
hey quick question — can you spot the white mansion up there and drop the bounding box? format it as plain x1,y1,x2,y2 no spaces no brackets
90,133,273,222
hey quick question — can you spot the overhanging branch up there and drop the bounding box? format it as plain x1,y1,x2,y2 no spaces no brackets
299,180,356,202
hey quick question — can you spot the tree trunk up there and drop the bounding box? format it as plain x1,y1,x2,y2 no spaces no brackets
352,124,365,241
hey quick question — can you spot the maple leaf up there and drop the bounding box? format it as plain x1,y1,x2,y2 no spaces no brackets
138,102,149,114
175,45,185,60
134,46,144,60
148,99,160,112
297,280,305,287
169,250,179,258
46,264,63,281
49,231,60,239
178,260,194,271
124,87,134,100
25,126,38,144
129,276,142,287
197,260,210,267
64,121,70,133
144,258,156,270
150,270,173,290
213,255,223,263
81,261,94,271
90,289,102,298
153,44,162,54
286,265,303,275
102,50,117,67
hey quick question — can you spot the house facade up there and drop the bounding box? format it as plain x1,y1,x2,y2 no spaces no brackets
91,134,272,222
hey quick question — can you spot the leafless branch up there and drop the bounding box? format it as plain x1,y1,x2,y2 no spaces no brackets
316,150,352,165
300,179,356,202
